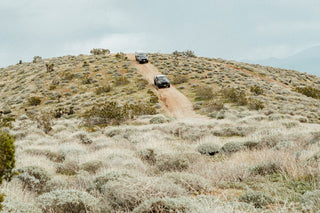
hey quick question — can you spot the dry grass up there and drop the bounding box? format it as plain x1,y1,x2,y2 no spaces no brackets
0,115,319,212
0,52,319,212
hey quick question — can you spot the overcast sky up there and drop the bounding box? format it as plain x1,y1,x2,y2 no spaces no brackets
1,0,320,69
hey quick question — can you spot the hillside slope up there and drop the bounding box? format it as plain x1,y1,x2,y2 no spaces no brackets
0,52,319,212
149,53,320,123
0,52,319,123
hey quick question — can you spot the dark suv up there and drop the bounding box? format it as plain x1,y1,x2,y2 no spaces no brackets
154,75,170,88
135,52,148,64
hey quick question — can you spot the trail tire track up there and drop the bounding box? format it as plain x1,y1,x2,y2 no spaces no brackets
128,54,201,118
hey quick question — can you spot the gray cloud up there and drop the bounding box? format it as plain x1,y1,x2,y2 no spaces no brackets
1,0,320,71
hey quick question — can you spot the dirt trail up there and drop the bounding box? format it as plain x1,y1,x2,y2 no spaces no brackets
127,54,200,119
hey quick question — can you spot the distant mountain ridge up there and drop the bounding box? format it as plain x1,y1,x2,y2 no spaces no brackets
253,45,320,76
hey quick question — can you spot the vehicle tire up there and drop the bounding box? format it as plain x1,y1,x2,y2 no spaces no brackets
168,85,170,88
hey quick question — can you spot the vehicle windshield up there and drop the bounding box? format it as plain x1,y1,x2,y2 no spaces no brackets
158,76,168,80
137,53,146,57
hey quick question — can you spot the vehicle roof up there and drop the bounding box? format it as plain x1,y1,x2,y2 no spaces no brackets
155,75,167,77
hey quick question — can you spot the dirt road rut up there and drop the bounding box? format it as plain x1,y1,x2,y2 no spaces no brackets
128,54,200,119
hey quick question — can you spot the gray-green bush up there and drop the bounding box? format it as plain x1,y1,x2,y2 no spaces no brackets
101,176,186,211
239,191,275,208
132,196,194,213
136,149,157,165
300,190,320,212
79,160,103,173
197,143,220,155
155,153,190,172
164,172,210,193
221,142,244,154
37,190,98,213
1,200,42,213
88,170,133,193
16,166,51,194
250,162,282,176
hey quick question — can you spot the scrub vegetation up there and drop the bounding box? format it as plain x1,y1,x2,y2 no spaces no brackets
0,51,319,212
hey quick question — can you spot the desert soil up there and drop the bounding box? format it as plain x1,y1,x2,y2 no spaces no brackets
128,54,200,119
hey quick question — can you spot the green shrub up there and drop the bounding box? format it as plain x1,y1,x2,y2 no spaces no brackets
195,85,214,100
197,143,220,155
149,115,169,124
79,160,103,173
82,61,89,67
285,175,319,194
132,196,194,213
45,63,54,72
49,84,56,90
147,89,158,103
32,56,42,63
155,153,190,172
136,149,157,165
173,50,196,58
221,87,248,105
114,75,129,86
90,48,110,55
88,170,132,192
239,191,275,208
184,50,196,57
82,75,93,84
115,52,127,60
61,72,74,81
30,111,54,134
83,102,126,126
0,194,3,210
295,86,320,99
250,86,264,95
250,162,281,176
221,142,244,154
213,126,251,137
75,132,93,144
0,131,15,186
0,131,15,210
55,160,79,176
0,116,15,129
203,100,224,112
28,97,41,106
243,141,259,150
82,101,156,127
136,78,148,90
95,84,111,95
16,166,50,194
37,190,98,213
172,75,188,84
248,98,265,110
